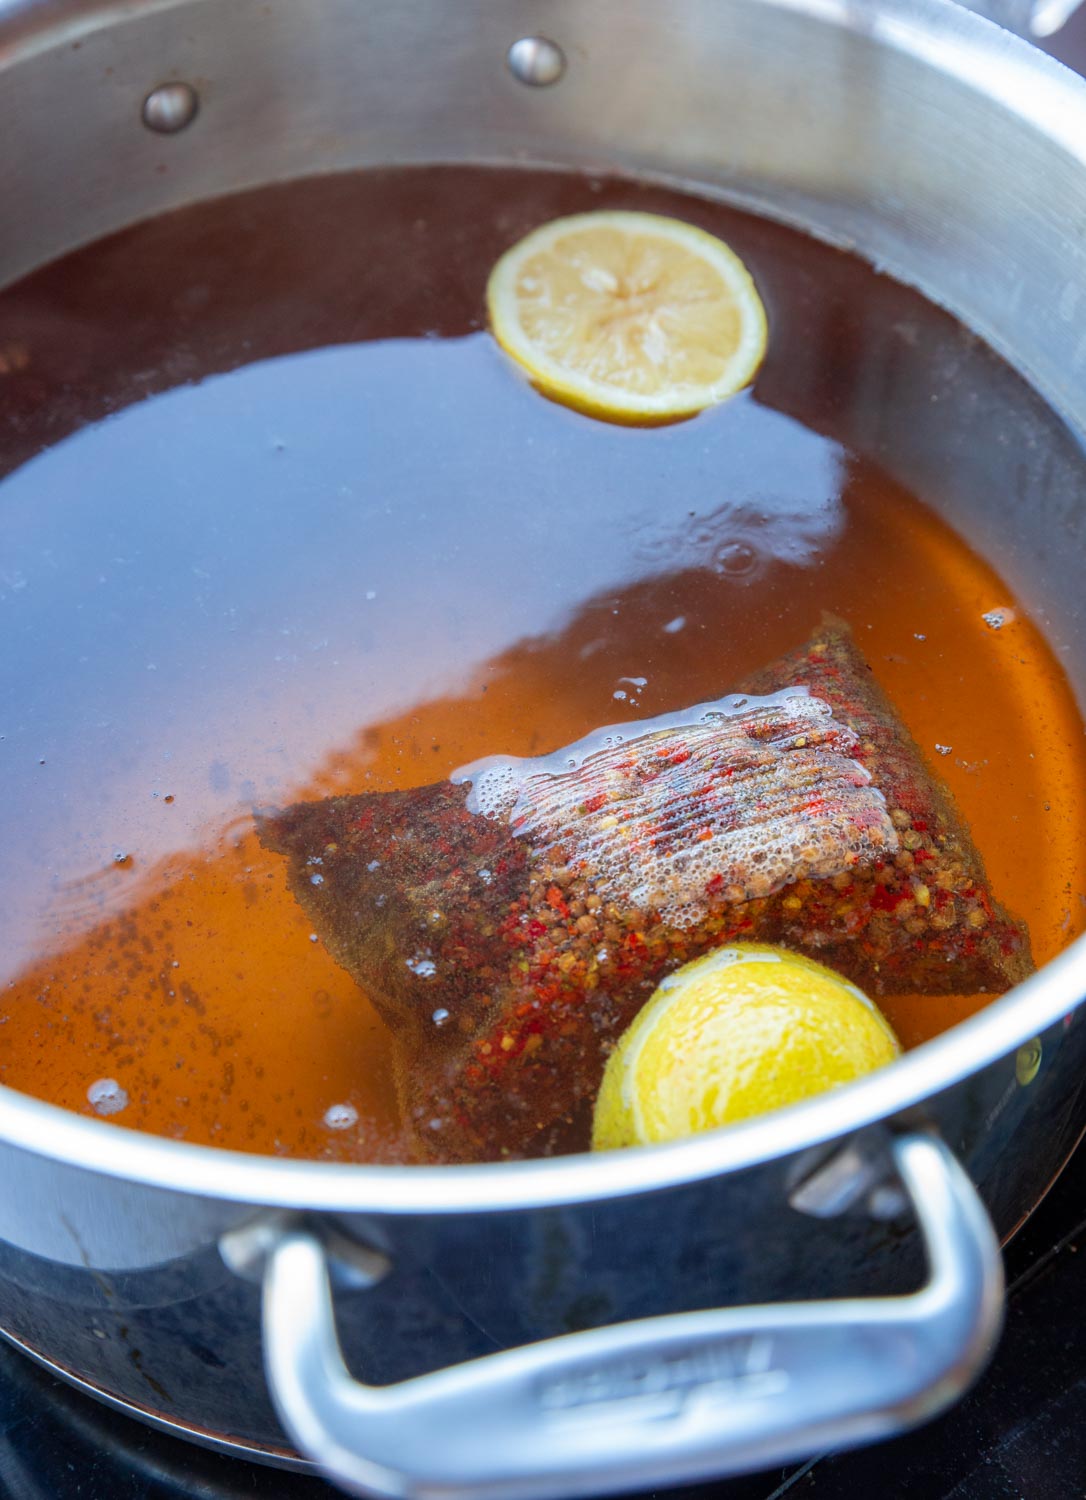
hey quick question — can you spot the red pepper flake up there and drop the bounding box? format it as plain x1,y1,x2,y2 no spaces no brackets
583,793,607,815
870,885,910,912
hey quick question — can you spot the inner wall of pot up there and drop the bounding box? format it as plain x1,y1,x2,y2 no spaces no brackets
1,0,1084,680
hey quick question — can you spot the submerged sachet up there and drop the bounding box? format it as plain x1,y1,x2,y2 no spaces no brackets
259,620,1032,1162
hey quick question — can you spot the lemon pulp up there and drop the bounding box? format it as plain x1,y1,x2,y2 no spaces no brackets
486,210,768,422
593,943,900,1150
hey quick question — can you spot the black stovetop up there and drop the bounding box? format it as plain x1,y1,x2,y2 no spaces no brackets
3,12,1086,1500
0,1136,1083,1500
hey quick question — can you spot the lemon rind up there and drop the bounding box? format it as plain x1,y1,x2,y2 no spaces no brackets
487,210,769,421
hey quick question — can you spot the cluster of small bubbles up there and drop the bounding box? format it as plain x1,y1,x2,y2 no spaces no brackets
982,607,1015,631
306,855,323,867
458,692,818,823
616,675,648,707
491,693,896,928
914,633,927,642
309,872,324,886
935,744,953,757
432,1008,450,1027
478,868,493,885
112,850,130,866
406,955,437,979
323,1102,358,1131
454,757,521,819
88,1078,128,1116
366,859,381,872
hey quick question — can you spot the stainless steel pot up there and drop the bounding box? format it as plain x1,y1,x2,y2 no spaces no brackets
1,0,1086,1495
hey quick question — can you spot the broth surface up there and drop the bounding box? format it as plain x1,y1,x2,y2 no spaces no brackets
1,166,1084,1161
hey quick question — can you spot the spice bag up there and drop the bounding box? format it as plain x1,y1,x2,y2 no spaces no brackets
260,619,1031,1162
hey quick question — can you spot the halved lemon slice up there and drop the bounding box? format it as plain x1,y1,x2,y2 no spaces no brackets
486,210,768,423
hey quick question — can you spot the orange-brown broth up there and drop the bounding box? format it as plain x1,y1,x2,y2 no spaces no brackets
0,166,1083,1161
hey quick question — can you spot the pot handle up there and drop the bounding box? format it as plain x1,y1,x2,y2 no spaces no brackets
260,1134,1003,1500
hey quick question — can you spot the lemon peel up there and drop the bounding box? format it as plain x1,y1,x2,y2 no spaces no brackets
486,210,768,423
592,943,900,1149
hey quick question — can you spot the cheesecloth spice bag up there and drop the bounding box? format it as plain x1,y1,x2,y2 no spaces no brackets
260,619,1032,1163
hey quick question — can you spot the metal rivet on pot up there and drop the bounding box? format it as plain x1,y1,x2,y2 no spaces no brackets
506,36,566,87
141,81,200,134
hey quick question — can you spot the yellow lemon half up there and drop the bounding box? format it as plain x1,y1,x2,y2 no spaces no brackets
592,944,900,1150
486,210,768,423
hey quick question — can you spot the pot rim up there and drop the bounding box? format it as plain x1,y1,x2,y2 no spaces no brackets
0,0,1084,1213
0,940,1079,1213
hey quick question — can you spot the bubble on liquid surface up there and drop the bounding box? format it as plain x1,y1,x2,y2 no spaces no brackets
714,540,759,577
88,1078,128,1115
982,607,1015,631
323,1102,358,1130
